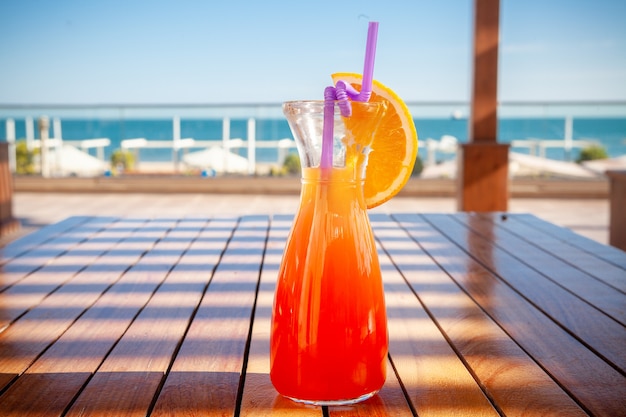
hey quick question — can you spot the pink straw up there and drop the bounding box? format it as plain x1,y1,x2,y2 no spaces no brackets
321,21,379,169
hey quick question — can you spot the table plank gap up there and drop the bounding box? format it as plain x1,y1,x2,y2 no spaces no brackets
0,216,93,265
0,216,130,330
64,219,211,417
326,215,483,417
150,215,269,417
382,213,588,417
0,216,119,294
408,213,624,417
514,212,626,272
239,214,322,416
143,217,238,417
469,212,626,326
0,212,622,416
0,218,154,395
0,218,179,416
391,213,596,416
504,213,626,294
440,212,626,372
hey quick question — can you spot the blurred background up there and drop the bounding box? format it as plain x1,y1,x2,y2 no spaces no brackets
1,0,625,177
0,0,625,246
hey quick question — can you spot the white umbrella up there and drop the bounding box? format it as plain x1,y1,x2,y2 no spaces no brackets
46,144,108,177
581,155,626,175
183,146,249,174
509,152,599,178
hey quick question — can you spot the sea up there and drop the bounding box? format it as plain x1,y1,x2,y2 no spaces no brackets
2,115,625,164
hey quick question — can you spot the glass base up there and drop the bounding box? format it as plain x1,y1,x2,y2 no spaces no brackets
285,390,378,406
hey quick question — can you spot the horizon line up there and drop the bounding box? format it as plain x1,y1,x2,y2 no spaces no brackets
1,100,626,109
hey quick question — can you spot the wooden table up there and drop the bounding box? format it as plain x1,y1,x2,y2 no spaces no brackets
0,213,624,416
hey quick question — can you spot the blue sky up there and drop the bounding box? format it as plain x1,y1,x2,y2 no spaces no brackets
1,0,625,104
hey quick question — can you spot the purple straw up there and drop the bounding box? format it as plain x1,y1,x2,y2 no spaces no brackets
321,21,379,170
321,86,336,169
359,21,379,102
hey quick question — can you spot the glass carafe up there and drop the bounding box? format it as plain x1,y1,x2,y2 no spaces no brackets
270,100,389,405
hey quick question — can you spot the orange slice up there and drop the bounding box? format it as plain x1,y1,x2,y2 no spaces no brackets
332,72,418,209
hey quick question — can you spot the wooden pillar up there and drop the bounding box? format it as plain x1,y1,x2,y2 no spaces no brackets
607,170,626,251
458,0,509,212
458,142,509,211
0,142,20,237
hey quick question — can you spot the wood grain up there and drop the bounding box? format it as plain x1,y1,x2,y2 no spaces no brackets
369,214,497,417
0,216,91,266
417,213,625,417
0,218,151,391
514,213,626,270
509,213,626,287
379,213,588,416
0,213,622,416
471,212,626,325
441,212,625,370
150,216,268,417
65,219,209,417
0,219,177,416
239,214,321,416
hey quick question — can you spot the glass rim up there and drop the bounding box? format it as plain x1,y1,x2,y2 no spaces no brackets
282,100,386,116
283,100,383,107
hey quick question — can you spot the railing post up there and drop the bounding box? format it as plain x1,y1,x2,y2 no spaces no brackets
247,118,256,175
5,118,16,173
39,116,50,178
25,116,34,151
173,116,181,173
222,117,230,173
564,115,573,161
52,117,63,176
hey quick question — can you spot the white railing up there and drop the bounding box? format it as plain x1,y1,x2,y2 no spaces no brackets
4,116,111,177
3,101,624,176
2,114,605,176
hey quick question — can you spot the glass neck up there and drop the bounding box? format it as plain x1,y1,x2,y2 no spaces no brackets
300,166,367,209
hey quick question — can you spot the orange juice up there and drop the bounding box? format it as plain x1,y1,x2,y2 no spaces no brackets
270,166,388,404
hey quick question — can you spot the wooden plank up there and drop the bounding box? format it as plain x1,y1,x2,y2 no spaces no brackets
64,219,211,417
417,213,625,417
0,216,92,265
433,213,625,371
368,214,496,417
0,216,122,328
327,360,414,417
150,216,268,417
511,214,626,274
471,212,626,325
0,216,104,292
0,218,150,392
240,214,415,416
239,214,321,416
382,213,587,416
0,219,179,416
